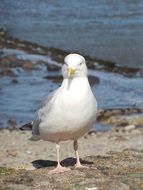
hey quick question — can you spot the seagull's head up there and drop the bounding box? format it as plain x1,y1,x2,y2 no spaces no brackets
62,53,87,79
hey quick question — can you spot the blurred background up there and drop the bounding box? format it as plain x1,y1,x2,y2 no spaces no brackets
0,0,143,129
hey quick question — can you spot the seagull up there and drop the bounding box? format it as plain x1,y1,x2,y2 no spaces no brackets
21,53,97,174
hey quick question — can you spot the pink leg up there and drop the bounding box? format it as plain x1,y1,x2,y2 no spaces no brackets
73,140,88,169
49,143,70,174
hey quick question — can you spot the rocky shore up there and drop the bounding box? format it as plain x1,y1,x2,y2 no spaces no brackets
0,28,143,189
0,28,142,78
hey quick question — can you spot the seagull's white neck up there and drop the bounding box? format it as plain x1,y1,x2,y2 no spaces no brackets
61,77,90,93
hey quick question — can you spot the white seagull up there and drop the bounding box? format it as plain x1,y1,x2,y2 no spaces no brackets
21,53,97,174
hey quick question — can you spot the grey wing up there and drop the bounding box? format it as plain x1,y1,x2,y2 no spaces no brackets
32,89,58,136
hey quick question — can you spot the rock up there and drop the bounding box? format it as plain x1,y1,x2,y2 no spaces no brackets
44,74,62,83
0,68,17,77
86,60,97,69
46,63,61,72
0,53,39,71
97,109,143,127
88,76,100,86
11,78,19,84
85,187,97,190
114,66,139,77
21,61,37,70
7,118,17,130
124,125,136,131
0,31,140,78
0,55,19,68
0,28,6,36
6,149,17,157
107,116,129,126
49,47,69,62
98,59,115,71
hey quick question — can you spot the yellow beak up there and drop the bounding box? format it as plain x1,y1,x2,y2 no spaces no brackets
67,67,76,77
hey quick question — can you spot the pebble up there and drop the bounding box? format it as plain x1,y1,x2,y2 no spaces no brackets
124,124,136,131
0,27,6,36
6,148,17,157
11,78,19,84
7,118,17,126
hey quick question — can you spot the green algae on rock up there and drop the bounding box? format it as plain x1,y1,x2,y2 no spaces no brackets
0,167,16,175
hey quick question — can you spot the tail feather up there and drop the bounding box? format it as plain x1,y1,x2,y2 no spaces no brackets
19,122,33,131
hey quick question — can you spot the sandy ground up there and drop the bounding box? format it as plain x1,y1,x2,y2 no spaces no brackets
0,128,143,170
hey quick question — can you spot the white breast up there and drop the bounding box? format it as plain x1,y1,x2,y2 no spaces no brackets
39,77,97,142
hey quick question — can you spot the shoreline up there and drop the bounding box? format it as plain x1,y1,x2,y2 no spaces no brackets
0,28,141,77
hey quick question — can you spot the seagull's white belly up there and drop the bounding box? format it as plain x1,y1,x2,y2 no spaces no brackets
39,93,97,142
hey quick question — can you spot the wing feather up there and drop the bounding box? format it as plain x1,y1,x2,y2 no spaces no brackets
32,89,58,136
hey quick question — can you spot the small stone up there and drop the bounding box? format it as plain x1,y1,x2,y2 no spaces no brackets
85,187,97,190
6,149,17,157
0,55,18,68
26,150,32,154
0,28,6,36
46,64,60,71
124,124,135,131
0,68,17,77
88,75,100,86
7,118,17,130
21,61,37,70
11,78,19,84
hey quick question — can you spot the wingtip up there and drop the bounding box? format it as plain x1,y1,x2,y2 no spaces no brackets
19,122,33,131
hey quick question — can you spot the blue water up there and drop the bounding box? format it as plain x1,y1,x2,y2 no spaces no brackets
0,49,143,128
0,0,143,68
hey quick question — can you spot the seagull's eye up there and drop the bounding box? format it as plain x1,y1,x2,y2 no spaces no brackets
79,61,83,66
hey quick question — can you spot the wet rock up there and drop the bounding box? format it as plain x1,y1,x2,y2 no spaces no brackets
49,47,69,63
0,68,17,77
0,53,39,72
0,30,141,78
97,108,143,127
107,114,143,127
21,61,37,70
97,59,115,71
46,63,61,71
86,60,97,69
0,55,19,68
11,78,19,84
7,118,18,130
113,66,139,77
88,75,100,86
44,74,62,83
97,108,143,119
0,28,6,36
